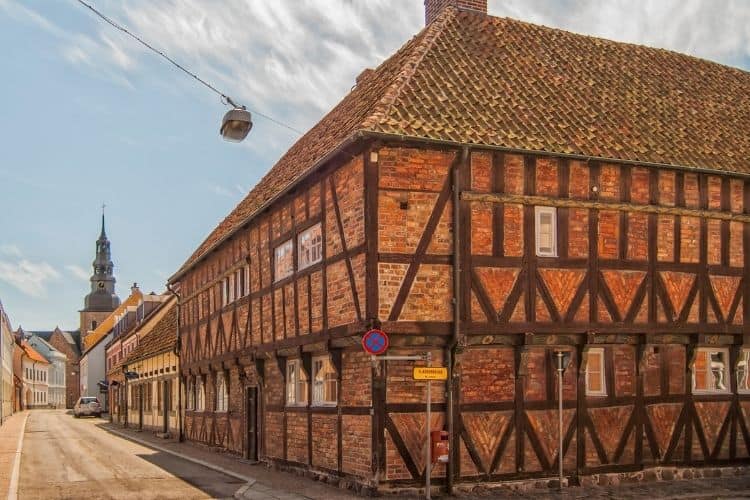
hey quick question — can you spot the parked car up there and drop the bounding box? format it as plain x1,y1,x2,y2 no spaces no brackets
74,396,102,418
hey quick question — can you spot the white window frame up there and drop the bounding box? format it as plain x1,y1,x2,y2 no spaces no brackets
195,376,206,411
298,223,323,271
215,372,228,413
222,278,230,307
228,273,235,303
244,265,250,296
285,359,308,406
535,206,557,257
692,347,730,394
274,239,294,282
737,348,750,394
585,348,607,396
312,355,338,406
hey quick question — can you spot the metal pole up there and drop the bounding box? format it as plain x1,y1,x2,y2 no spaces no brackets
425,351,431,500
557,351,564,490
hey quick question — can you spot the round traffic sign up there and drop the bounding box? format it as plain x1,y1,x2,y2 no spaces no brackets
362,329,389,355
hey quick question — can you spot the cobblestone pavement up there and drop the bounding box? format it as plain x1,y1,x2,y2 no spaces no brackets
19,410,245,499
100,418,358,499
97,411,750,499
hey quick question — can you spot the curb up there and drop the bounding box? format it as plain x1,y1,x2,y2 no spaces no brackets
105,427,257,487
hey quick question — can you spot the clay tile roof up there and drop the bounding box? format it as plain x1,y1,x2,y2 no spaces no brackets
83,289,143,353
171,7,750,280
123,301,177,365
21,341,49,364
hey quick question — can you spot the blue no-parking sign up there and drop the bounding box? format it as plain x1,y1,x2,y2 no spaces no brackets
362,329,389,355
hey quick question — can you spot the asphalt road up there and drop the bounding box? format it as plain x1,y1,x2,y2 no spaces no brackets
18,410,245,500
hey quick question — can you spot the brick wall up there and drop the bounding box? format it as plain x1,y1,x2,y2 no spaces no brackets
286,412,308,464
459,347,514,403
425,0,487,24
311,414,338,470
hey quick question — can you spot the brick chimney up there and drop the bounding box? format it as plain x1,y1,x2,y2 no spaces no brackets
425,0,487,24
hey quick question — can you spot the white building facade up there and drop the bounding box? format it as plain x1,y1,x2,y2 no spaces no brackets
27,335,67,408
1,302,14,423
21,342,49,409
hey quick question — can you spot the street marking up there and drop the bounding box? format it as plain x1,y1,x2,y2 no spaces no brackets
7,412,29,500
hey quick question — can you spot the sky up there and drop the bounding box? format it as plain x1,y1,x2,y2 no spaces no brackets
0,0,749,331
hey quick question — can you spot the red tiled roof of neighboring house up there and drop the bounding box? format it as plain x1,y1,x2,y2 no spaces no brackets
122,300,177,365
170,6,750,281
107,296,176,373
21,341,49,364
83,290,143,353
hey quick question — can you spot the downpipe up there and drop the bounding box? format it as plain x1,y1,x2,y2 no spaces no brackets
447,146,468,494
166,283,183,442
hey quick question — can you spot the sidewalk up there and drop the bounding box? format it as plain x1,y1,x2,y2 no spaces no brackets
0,411,27,499
100,422,359,500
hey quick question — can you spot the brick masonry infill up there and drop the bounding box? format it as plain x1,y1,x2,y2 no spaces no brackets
380,465,750,497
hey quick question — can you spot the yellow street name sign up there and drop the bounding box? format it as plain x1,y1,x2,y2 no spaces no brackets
413,367,448,380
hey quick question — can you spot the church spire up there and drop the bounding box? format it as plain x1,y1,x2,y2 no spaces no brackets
100,207,106,239
82,208,120,313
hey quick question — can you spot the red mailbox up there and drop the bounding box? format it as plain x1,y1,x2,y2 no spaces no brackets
431,430,449,464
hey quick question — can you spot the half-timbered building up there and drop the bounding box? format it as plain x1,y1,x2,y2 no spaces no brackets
169,0,750,493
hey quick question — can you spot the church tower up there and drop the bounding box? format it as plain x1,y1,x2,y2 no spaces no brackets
79,212,120,343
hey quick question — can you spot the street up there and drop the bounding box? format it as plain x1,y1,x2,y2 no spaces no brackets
17,410,245,500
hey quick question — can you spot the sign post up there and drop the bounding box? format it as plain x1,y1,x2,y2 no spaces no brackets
368,345,448,500
425,351,431,500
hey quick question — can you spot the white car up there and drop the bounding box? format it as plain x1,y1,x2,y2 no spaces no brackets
74,396,102,418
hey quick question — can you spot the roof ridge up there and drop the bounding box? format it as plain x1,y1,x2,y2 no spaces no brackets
492,14,750,76
362,6,456,130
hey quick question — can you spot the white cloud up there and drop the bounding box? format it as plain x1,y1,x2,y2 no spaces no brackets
59,0,424,134
0,257,60,298
1,1,137,89
209,183,235,197
489,0,750,65
0,244,22,257
65,264,90,281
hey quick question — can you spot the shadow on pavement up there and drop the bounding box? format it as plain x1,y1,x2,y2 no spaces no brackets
135,450,245,499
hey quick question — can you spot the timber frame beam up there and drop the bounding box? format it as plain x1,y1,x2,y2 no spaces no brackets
461,191,750,223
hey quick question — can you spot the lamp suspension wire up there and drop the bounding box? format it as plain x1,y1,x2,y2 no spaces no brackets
75,0,303,135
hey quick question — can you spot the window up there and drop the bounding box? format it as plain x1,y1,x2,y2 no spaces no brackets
738,349,750,393
91,320,97,330
196,376,206,410
286,360,308,406
693,348,729,394
298,223,323,270
275,240,294,281
216,372,228,412
535,206,557,257
312,356,338,405
222,278,230,307
243,265,250,297
186,378,195,410
585,348,607,396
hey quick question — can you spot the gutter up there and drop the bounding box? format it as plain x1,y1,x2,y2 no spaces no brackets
166,283,183,441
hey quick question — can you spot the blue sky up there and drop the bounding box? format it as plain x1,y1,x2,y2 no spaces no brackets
0,0,749,331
